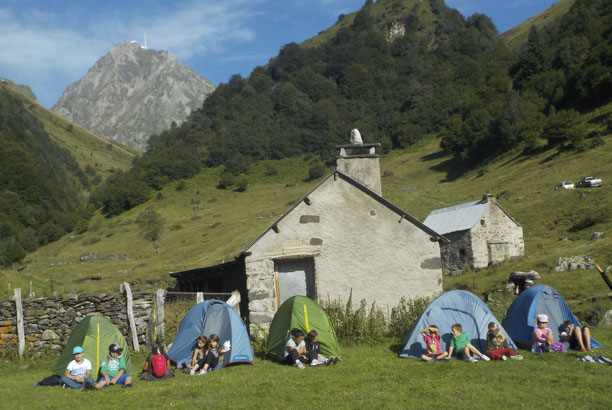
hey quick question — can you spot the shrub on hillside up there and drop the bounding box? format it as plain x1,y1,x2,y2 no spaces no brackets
307,163,326,181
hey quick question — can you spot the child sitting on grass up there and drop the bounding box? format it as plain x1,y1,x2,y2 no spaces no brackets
305,330,339,366
532,314,554,353
283,328,309,369
486,322,522,360
419,325,449,362
140,342,175,380
96,343,133,388
190,334,224,375
448,323,490,363
560,321,593,352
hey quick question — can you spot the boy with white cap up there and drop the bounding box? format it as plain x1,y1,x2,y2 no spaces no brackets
61,346,96,389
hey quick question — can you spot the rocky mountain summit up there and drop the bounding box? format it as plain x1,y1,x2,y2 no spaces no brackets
52,41,215,150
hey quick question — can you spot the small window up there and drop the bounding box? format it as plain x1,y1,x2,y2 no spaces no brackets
480,219,485,226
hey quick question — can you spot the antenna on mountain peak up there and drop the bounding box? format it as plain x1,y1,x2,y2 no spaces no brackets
143,32,148,49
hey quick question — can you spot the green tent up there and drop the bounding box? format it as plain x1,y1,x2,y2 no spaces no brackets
267,296,340,360
53,315,134,378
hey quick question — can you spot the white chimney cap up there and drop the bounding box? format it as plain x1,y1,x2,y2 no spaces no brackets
350,129,363,145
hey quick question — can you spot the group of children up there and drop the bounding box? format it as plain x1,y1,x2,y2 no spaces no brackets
283,328,341,369
532,314,593,353
179,334,231,375
60,343,133,390
57,316,596,390
419,322,522,363
419,315,595,363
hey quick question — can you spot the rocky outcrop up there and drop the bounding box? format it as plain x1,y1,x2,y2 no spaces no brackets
0,78,37,101
554,256,595,272
52,41,215,150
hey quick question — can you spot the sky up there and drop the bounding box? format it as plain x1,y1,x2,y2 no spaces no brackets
0,0,559,109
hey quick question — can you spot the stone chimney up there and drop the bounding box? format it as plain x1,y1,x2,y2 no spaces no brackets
335,129,382,196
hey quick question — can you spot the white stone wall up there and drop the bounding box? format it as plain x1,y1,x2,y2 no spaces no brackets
469,204,524,268
245,176,443,329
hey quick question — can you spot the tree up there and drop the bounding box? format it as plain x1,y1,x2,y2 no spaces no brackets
136,209,164,253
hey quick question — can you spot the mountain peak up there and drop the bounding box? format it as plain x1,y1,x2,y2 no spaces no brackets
52,41,216,150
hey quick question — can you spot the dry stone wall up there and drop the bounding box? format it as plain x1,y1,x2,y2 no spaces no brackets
0,290,155,356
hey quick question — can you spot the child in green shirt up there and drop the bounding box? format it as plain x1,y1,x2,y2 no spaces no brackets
448,323,490,363
95,343,133,389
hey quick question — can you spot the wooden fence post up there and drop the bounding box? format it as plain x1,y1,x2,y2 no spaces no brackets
14,288,25,358
123,282,140,352
153,289,165,342
196,292,204,304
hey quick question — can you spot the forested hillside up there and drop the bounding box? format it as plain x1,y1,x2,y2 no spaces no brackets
92,0,611,217
0,85,135,266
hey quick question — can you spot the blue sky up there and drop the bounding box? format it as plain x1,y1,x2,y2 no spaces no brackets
0,0,559,108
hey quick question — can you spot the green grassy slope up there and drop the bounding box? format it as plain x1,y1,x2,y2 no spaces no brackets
11,90,137,181
2,105,611,319
500,0,575,51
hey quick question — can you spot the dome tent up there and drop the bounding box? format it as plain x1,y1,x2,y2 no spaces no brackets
399,290,515,358
266,295,340,361
502,285,602,349
53,315,134,378
167,299,253,367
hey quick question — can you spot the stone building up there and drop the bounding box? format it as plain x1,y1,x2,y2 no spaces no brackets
172,131,446,331
423,194,524,274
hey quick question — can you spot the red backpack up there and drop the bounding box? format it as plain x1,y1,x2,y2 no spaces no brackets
151,354,167,377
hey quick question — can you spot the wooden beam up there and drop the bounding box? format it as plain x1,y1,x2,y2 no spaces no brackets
123,282,140,352
14,288,25,358
595,264,612,291
154,289,165,343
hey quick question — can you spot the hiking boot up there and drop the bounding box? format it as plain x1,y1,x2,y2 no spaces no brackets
332,357,342,364
468,357,478,363
480,354,491,362
295,361,305,369
510,355,523,360
501,355,507,361
83,380,97,390
122,383,132,388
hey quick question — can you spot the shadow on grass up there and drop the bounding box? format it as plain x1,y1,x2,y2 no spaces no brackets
420,150,446,162
388,343,403,355
427,156,473,182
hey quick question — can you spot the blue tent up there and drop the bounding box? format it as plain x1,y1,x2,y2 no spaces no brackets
399,290,516,358
502,285,602,349
167,300,253,367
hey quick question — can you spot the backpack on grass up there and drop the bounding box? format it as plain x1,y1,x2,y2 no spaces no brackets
151,354,167,377
37,374,61,386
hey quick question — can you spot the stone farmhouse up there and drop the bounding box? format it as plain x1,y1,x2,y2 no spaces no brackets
423,195,524,274
172,131,446,331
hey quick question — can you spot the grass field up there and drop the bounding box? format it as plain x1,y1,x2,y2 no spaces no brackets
3,328,612,409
